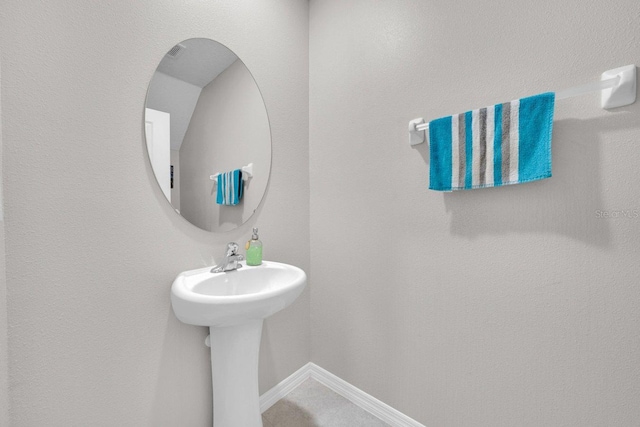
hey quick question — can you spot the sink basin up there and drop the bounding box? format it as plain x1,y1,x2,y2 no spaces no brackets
170,260,307,427
171,260,306,327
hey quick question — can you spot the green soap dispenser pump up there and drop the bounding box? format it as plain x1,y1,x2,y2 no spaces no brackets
246,227,263,266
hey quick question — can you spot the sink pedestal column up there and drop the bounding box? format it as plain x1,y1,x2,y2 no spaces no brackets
209,319,264,427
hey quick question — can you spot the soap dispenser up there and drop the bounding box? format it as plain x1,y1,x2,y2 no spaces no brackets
246,227,263,266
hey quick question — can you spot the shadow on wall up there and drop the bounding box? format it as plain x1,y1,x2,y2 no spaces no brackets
422,112,639,247
258,320,277,393
150,310,212,426
208,180,250,231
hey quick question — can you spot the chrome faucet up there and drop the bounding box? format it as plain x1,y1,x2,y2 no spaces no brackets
211,242,245,273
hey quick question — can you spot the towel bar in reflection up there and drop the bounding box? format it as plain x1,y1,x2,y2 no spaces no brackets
210,163,254,184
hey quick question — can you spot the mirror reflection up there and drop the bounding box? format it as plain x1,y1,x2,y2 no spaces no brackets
145,38,271,232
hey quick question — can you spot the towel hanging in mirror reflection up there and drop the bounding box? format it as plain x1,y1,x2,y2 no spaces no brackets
215,170,243,205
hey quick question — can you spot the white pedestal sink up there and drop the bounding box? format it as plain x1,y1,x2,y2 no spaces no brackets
171,261,307,427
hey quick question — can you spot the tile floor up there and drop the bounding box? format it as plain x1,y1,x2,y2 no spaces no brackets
262,378,391,427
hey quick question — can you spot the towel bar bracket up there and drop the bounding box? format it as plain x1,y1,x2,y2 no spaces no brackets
409,118,426,146
601,64,636,109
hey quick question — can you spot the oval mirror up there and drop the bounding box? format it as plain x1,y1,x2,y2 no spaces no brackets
144,38,271,232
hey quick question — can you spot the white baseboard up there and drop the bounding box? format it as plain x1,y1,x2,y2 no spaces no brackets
260,362,425,427
259,362,314,413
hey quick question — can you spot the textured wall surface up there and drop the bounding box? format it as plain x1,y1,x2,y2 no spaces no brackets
0,222,5,426
0,0,309,425
0,57,8,427
310,0,640,426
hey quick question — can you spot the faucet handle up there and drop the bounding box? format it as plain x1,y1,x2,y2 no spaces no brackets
225,242,240,257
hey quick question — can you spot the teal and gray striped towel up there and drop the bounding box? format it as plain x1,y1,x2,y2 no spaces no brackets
429,92,555,191
216,169,244,205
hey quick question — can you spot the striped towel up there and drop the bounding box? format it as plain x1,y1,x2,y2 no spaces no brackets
216,169,244,205
429,92,555,191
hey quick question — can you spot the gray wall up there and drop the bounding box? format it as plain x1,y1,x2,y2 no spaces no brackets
0,231,5,425
180,59,271,232
0,55,8,427
310,0,640,426
0,0,309,425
